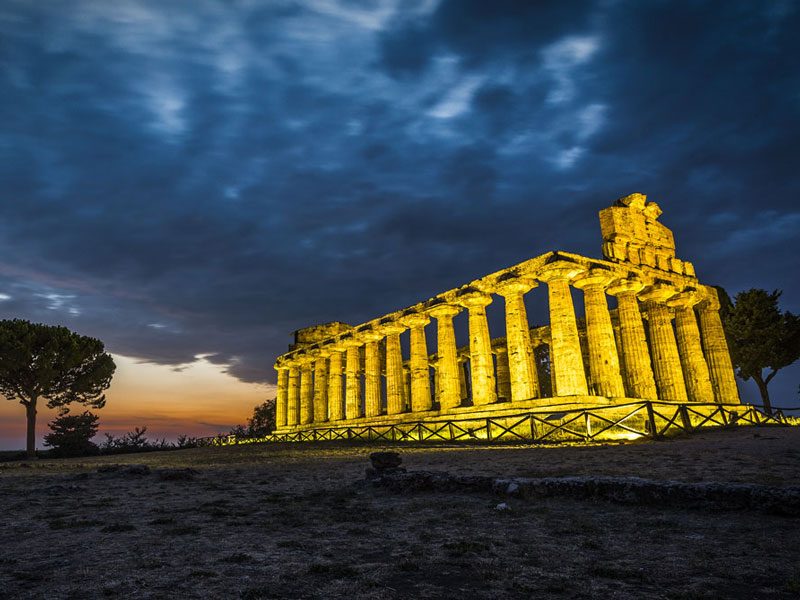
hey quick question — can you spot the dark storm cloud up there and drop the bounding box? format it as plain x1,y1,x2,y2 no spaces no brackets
0,0,798,401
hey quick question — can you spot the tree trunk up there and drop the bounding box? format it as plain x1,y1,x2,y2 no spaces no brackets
753,374,772,415
25,397,37,460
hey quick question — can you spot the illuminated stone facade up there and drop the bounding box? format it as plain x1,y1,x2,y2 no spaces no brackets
273,193,740,433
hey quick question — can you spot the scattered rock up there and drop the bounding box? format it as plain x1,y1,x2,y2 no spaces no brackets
369,452,402,470
369,470,800,516
495,502,510,511
366,451,406,480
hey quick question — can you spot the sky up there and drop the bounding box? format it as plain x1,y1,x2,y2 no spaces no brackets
0,0,798,449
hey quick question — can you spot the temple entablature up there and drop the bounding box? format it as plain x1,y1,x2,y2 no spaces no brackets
599,192,695,277
272,194,740,432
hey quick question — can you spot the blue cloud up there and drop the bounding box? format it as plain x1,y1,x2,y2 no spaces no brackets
0,0,797,403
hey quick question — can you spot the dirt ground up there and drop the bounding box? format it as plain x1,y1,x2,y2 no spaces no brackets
1,425,799,599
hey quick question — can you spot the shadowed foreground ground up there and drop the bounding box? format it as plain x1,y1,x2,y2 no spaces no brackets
1,426,799,599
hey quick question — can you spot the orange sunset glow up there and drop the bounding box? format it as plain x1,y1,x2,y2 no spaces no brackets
0,355,274,451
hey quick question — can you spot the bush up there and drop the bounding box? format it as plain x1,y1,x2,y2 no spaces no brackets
101,427,172,454
43,411,101,457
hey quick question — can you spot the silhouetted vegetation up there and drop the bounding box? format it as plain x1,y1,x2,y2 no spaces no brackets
43,411,100,457
0,319,115,458
101,427,174,454
230,398,276,438
721,289,800,414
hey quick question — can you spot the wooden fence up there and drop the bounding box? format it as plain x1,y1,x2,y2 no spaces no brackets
198,401,795,447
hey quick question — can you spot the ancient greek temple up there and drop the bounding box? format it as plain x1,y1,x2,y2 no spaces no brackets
271,194,745,442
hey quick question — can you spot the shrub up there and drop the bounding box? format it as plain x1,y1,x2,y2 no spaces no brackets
43,411,101,457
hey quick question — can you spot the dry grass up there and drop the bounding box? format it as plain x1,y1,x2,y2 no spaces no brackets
1,426,799,599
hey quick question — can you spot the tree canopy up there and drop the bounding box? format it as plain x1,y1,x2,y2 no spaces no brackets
231,398,276,438
722,289,800,414
0,319,115,458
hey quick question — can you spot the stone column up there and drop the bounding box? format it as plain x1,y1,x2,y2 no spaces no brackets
429,303,462,410
429,362,439,405
327,348,345,421
495,276,540,402
275,365,288,429
530,329,552,397
344,341,362,419
287,364,300,426
538,261,589,396
607,278,658,399
639,284,688,402
697,289,740,404
493,343,512,401
299,357,314,425
458,352,470,401
573,270,626,398
458,290,497,405
668,291,715,403
312,351,329,423
611,316,628,390
403,366,411,408
383,322,407,415
400,312,433,413
363,330,383,417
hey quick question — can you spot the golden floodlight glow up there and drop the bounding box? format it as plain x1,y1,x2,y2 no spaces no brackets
269,193,747,444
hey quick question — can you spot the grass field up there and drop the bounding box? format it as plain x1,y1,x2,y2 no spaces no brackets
1,426,799,599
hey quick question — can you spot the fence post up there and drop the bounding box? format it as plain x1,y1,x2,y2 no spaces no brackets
645,402,659,439
719,406,729,427
679,405,693,432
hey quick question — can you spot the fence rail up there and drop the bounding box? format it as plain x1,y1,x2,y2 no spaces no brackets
197,402,796,448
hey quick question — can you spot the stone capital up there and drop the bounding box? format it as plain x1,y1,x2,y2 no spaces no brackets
378,320,406,336
457,289,493,309
361,331,384,343
536,259,586,283
293,351,313,365
698,297,721,311
606,277,645,297
666,289,701,309
428,302,462,319
494,273,537,296
356,325,384,343
571,268,618,291
399,311,430,329
639,283,679,304
697,287,721,311
334,334,361,350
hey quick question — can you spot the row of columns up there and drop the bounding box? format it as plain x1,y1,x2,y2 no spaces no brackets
274,263,739,429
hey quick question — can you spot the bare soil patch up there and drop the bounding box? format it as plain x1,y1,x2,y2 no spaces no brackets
1,426,799,599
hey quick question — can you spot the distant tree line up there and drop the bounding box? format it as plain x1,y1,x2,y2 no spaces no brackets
29,411,211,459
